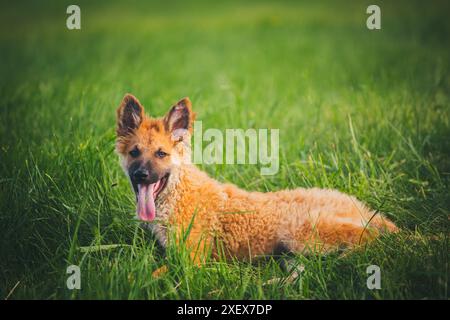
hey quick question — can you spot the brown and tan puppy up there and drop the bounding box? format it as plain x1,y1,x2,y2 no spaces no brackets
116,94,397,270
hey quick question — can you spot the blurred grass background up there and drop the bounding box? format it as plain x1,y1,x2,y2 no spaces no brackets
0,0,448,299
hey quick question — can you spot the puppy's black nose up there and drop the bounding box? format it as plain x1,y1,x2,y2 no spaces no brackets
133,168,149,182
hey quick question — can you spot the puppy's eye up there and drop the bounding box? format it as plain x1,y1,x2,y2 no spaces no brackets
129,146,140,158
155,149,168,158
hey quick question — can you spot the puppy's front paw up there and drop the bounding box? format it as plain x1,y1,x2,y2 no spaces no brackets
152,265,168,278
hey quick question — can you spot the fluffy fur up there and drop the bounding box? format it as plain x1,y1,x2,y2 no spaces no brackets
116,94,398,266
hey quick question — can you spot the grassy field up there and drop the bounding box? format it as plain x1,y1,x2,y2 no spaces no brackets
0,0,449,299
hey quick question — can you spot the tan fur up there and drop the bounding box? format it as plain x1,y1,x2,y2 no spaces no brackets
116,94,398,267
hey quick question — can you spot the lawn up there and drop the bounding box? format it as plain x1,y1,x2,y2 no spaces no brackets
0,0,448,299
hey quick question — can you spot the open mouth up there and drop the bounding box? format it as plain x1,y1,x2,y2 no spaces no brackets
135,174,169,222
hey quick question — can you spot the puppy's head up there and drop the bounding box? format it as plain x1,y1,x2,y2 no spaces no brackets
116,94,195,222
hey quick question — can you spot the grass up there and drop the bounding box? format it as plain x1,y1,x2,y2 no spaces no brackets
0,0,449,299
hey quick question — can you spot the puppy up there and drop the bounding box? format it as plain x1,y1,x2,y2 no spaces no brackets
116,94,397,269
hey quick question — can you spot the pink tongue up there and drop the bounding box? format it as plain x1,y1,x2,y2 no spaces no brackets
137,184,156,221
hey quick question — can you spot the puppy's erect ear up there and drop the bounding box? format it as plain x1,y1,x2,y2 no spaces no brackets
164,97,196,141
116,94,144,137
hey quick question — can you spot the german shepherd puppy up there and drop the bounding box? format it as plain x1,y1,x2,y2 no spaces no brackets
116,94,397,270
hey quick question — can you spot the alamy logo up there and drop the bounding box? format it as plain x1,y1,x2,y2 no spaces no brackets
366,5,381,30
366,265,381,290
66,5,81,30
192,121,279,175
66,265,81,290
